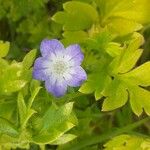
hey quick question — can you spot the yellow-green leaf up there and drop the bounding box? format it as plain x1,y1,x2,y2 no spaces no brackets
0,41,10,58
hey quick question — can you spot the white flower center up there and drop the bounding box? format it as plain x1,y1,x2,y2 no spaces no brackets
53,60,68,75
49,52,74,82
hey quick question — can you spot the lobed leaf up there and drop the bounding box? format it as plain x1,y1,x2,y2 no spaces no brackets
102,79,128,111
122,62,150,87
52,1,99,31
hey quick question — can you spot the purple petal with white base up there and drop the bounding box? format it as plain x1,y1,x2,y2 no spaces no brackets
65,66,87,87
40,39,65,57
33,57,50,69
33,39,87,97
45,78,67,97
66,44,84,66
33,68,51,81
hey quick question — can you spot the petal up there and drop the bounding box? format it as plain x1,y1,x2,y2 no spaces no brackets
66,44,81,57
33,57,51,70
65,66,87,87
65,44,84,66
32,68,51,81
69,53,84,66
45,77,67,97
40,39,65,57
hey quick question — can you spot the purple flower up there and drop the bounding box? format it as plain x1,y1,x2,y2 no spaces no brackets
33,39,87,97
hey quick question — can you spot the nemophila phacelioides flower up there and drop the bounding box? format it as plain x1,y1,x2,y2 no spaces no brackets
33,39,87,97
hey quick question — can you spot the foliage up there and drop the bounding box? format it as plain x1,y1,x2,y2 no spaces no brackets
104,134,150,150
0,0,150,149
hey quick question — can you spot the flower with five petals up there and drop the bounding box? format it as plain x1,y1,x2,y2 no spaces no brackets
33,39,87,97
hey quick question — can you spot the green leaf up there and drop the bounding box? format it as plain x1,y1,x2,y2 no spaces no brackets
104,134,131,150
0,41,10,58
22,49,37,70
85,31,112,52
17,92,37,128
106,42,122,57
129,86,150,116
17,92,27,125
102,79,128,111
0,101,16,120
102,60,150,115
62,31,88,45
22,109,36,128
125,33,144,52
32,102,77,144
33,121,75,144
28,86,41,109
51,134,77,145
63,1,98,22
0,118,18,136
109,35,144,74
2,80,27,94
79,72,111,100
141,139,150,149
42,102,74,130
52,11,67,24
95,0,150,35
96,0,150,24
108,18,143,36
104,134,150,150
79,81,95,94
0,58,8,70
30,79,41,93
112,0,150,24
122,62,150,87
0,62,27,94
118,49,143,73
52,1,99,31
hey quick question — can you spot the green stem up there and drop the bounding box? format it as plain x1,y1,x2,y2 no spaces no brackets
67,117,150,150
